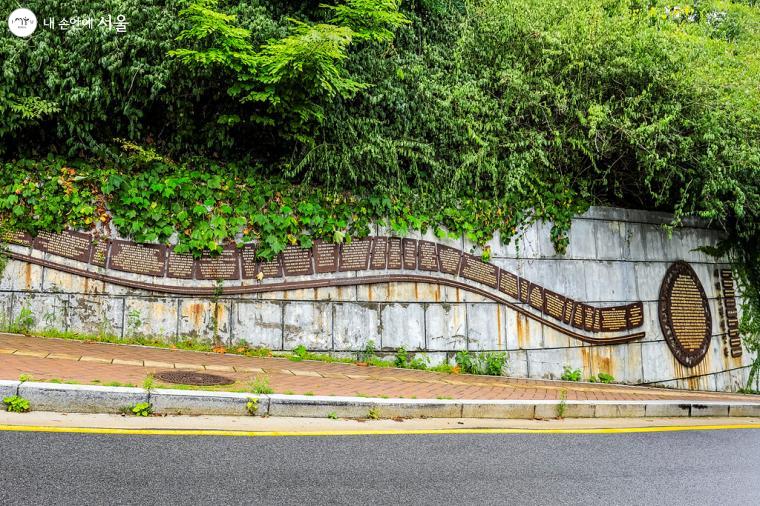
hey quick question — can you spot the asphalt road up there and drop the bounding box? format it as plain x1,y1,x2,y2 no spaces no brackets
1,428,759,505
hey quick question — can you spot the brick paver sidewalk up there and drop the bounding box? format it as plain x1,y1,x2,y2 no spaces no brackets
1,333,758,403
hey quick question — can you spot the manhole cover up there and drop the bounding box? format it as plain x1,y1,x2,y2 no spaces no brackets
154,370,235,386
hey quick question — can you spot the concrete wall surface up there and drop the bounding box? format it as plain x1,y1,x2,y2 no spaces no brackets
0,206,751,391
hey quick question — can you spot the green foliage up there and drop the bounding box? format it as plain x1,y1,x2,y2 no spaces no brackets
556,390,567,419
143,375,155,391
131,402,153,417
250,376,274,395
170,0,406,144
356,340,376,363
588,372,615,384
3,395,30,413
323,0,410,42
0,92,59,140
1,0,760,350
561,366,582,382
367,406,380,420
327,411,339,419
11,307,35,335
291,345,309,361
393,346,430,370
394,346,409,367
246,397,259,415
454,350,508,376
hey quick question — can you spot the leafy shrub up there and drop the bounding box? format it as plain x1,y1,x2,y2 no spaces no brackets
3,395,30,413
597,372,615,384
455,351,508,376
356,340,377,363
561,366,582,382
291,345,308,361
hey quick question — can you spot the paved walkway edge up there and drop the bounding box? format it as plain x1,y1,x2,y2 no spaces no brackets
2,381,760,419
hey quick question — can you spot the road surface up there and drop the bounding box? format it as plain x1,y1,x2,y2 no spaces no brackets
1,427,758,504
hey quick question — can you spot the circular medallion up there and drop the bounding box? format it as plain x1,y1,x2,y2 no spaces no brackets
658,261,712,367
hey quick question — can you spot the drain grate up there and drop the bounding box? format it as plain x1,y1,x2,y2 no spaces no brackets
154,370,235,386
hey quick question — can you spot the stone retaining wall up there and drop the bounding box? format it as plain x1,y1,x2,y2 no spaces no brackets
0,206,752,391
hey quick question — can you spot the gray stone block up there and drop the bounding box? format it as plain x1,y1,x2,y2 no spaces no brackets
729,404,760,417
380,303,425,350
0,260,43,291
0,380,20,401
425,303,467,351
123,297,178,339
594,403,646,418
150,389,265,416
689,403,729,417
235,300,283,350
644,402,691,417
466,303,503,351
594,220,626,261
177,298,232,344
333,303,381,351
565,219,598,260
460,401,535,419
68,295,124,337
283,301,333,351
11,293,70,333
19,382,148,414
267,395,462,419
534,402,596,419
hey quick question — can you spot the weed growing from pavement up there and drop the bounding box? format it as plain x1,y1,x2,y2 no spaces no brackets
327,411,338,419
130,402,153,417
3,395,30,413
556,390,568,419
246,398,259,416
250,376,274,395
142,374,155,391
368,407,381,420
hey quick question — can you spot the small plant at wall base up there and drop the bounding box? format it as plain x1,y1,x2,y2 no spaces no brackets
290,345,308,362
3,395,30,413
561,366,582,382
588,373,615,384
11,307,35,335
454,351,508,376
356,340,376,365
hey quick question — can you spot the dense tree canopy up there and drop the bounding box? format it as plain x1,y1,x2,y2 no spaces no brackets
1,2,758,310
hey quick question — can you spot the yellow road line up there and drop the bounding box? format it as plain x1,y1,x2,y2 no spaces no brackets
1,424,759,437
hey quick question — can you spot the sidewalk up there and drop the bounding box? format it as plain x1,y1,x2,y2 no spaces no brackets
2,333,758,404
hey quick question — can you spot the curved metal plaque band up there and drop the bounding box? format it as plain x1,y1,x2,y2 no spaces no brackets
6,249,645,346
658,261,712,367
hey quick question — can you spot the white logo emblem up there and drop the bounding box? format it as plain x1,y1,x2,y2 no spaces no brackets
8,8,37,37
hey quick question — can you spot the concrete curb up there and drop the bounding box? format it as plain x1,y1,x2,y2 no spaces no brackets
1,382,759,419
0,380,20,400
